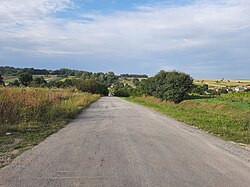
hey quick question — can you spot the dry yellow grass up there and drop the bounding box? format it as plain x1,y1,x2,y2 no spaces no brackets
194,79,250,87
0,87,100,133
0,87,100,167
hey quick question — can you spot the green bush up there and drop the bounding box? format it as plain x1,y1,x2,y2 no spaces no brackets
114,88,130,97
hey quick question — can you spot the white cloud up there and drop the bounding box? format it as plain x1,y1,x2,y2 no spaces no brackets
0,0,72,26
0,0,250,77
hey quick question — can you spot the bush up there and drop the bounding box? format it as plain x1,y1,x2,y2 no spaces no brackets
10,80,20,87
18,73,33,86
114,88,130,97
74,79,109,96
192,84,207,95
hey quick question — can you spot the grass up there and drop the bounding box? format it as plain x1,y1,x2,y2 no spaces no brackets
125,92,250,145
3,77,18,83
0,87,100,167
2,75,61,83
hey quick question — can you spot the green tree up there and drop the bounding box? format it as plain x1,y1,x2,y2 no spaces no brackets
192,85,205,95
75,79,109,96
203,84,209,91
140,77,156,96
153,71,193,103
141,71,193,103
132,78,140,86
113,85,132,97
18,73,33,86
114,88,130,97
33,77,47,86
10,80,20,87
63,79,73,87
105,72,118,87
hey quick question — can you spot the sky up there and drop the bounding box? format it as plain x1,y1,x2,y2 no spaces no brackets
0,0,250,78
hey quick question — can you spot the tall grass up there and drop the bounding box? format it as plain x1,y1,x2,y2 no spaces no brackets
0,87,100,167
0,87,99,130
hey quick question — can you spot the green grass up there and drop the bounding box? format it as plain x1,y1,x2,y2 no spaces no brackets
3,75,63,83
3,77,18,83
125,93,250,145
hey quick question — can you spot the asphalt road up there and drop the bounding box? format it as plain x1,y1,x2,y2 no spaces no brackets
0,97,250,187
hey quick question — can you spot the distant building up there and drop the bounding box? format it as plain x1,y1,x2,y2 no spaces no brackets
234,86,245,92
245,86,250,91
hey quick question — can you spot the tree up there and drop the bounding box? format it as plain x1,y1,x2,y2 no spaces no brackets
10,80,20,87
153,71,193,103
192,84,209,95
113,85,132,97
18,73,33,86
105,72,118,87
203,84,209,91
114,88,130,97
192,85,205,95
140,71,193,103
63,79,73,87
132,78,140,86
0,74,4,86
74,79,109,96
33,77,47,86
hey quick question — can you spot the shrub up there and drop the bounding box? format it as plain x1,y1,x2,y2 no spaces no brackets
18,73,33,86
114,88,130,97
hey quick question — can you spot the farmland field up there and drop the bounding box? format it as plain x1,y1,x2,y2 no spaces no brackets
125,92,250,145
2,75,63,83
0,87,100,167
194,79,250,87
2,76,18,83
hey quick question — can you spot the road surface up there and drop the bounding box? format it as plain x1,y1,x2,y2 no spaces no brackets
0,97,250,187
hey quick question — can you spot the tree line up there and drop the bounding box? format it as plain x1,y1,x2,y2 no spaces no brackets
113,70,193,103
120,74,148,78
1,66,218,103
0,70,119,96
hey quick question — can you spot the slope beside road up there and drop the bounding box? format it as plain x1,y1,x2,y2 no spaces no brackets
0,97,249,187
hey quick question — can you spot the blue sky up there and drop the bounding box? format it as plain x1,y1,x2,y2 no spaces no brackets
0,0,250,78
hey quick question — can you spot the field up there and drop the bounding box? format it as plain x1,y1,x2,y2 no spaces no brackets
2,75,64,83
0,87,100,167
125,92,250,145
2,76,18,83
194,79,250,87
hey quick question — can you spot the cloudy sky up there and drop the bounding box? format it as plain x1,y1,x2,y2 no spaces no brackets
0,0,249,78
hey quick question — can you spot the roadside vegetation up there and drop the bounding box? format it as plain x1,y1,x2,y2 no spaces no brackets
0,87,100,167
125,93,250,145
114,70,250,145
1,66,249,155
